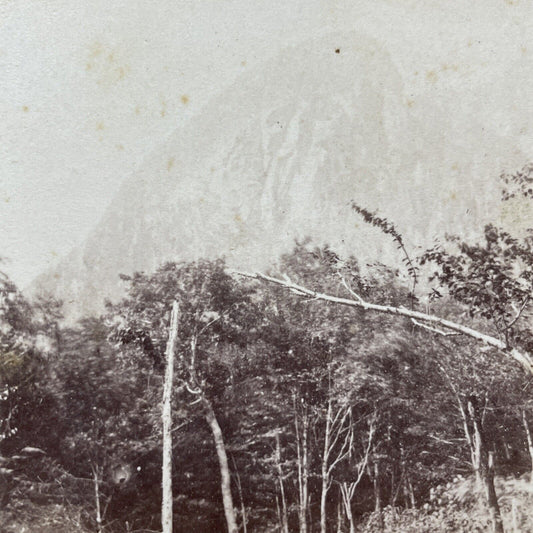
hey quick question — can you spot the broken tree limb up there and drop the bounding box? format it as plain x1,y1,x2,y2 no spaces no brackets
410,318,460,337
234,271,533,373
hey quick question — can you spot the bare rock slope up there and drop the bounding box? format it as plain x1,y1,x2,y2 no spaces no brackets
34,33,524,318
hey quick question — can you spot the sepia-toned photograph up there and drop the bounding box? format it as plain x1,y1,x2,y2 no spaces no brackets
2,1,533,531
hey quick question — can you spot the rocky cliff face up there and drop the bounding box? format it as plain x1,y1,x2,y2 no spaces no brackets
33,33,526,319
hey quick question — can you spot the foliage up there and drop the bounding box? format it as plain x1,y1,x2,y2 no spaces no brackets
501,162,533,200
0,270,41,447
361,475,533,533
421,225,532,340
4,159,533,531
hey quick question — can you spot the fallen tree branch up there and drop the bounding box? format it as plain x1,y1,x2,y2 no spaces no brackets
410,318,461,337
233,270,533,373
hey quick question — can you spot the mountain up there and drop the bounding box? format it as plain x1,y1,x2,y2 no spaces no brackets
33,32,527,319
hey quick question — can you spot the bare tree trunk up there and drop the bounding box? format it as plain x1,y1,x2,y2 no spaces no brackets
485,452,503,533
91,464,102,533
231,456,247,533
320,389,352,533
295,405,309,533
336,497,343,533
204,399,238,533
346,504,355,533
511,498,519,533
300,417,309,533
522,409,533,486
468,397,504,533
439,365,480,485
445,381,503,533
320,399,332,533
372,461,383,531
503,440,511,461
406,474,416,509
162,301,179,533
338,417,376,533
390,467,402,508
339,483,356,533
276,495,282,533
399,454,416,510
275,432,289,533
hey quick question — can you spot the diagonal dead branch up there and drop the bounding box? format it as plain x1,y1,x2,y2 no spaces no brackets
410,318,461,337
232,270,533,373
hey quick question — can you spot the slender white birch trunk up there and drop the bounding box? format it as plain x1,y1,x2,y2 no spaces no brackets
204,399,238,533
275,432,289,533
162,301,179,533
320,399,333,533
91,464,102,533
522,409,533,486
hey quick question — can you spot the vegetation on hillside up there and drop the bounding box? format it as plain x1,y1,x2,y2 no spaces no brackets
1,164,533,532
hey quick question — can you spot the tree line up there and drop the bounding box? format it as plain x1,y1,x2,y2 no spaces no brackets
1,164,533,532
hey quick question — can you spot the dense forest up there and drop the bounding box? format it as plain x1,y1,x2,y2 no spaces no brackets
2,166,533,533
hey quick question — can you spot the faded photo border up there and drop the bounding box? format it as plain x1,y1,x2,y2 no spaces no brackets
2,1,533,532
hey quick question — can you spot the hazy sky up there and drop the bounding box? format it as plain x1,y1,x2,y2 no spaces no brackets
1,0,533,287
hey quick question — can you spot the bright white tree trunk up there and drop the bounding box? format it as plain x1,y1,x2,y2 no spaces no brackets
275,432,289,533
295,405,309,533
522,409,533,486
162,301,179,533
204,399,238,533
91,463,103,533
